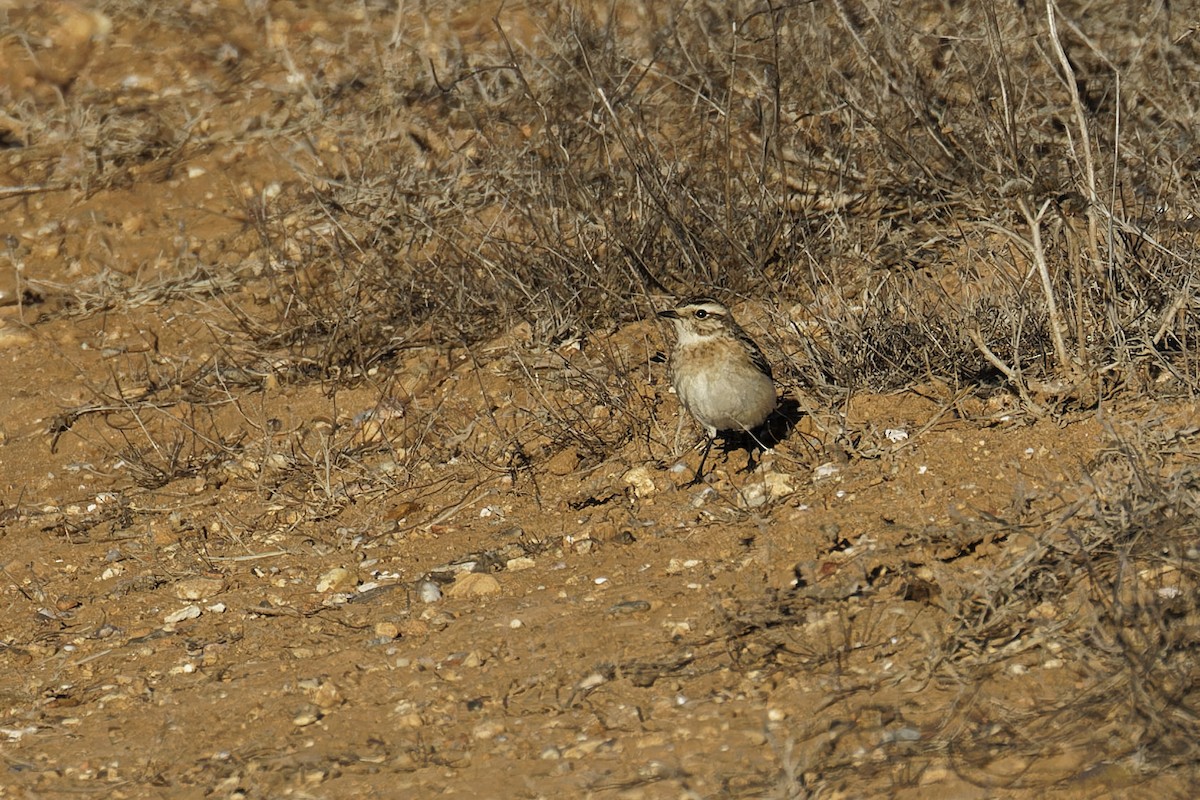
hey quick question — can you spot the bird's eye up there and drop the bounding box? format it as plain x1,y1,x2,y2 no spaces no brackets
694,309,707,319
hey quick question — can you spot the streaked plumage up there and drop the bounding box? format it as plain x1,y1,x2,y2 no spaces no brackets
657,298,776,479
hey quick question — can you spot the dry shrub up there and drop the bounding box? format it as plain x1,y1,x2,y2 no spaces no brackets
22,0,1200,489
206,1,1199,417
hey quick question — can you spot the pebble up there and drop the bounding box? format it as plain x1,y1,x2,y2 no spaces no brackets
665,620,691,638
741,472,796,507
416,580,442,603
563,739,610,759
577,672,607,690
545,446,579,476
883,726,921,742
163,605,201,624
0,273,19,307
55,595,81,612
472,720,505,740
37,6,112,87
622,466,657,497
0,324,33,348
174,577,224,600
312,682,343,710
666,558,701,574
608,600,651,615
742,730,768,746
446,573,501,598
395,712,423,729
813,462,840,480
292,706,321,727
764,471,795,497
440,650,482,668
374,621,400,639
392,619,427,639
315,567,355,593
505,556,535,572
418,610,454,630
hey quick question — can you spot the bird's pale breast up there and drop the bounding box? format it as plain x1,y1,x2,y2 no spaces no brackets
671,339,776,434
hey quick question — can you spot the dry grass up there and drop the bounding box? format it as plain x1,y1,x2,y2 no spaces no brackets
20,0,1199,408
9,0,1200,793
215,1,1200,406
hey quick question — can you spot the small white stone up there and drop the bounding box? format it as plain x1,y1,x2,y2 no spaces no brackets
472,720,505,740
813,462,839,480
164,605,201,624
315,567,354,593
417,580,442,603
0,726,37,741
742,484,768,508
292,707,320,727
884,428,909,442
578,672,607,690
622,466,657,497
665,620,691,638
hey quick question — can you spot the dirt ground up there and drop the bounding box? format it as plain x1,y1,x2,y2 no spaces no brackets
1,2,1199,798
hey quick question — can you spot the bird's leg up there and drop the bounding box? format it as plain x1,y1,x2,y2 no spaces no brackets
743,441,759,473
687,434,715,486
740,427,771,474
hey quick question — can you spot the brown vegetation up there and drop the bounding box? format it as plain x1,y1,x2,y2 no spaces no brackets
1,0,1199,796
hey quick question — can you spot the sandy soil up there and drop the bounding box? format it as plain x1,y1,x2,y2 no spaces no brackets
1,2,1197,798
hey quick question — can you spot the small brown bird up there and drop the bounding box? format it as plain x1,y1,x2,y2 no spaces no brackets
658,297,777,480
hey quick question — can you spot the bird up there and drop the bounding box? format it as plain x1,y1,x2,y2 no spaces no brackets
657,297,777,482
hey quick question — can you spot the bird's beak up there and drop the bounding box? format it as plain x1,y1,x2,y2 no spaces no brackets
657,308,679,320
